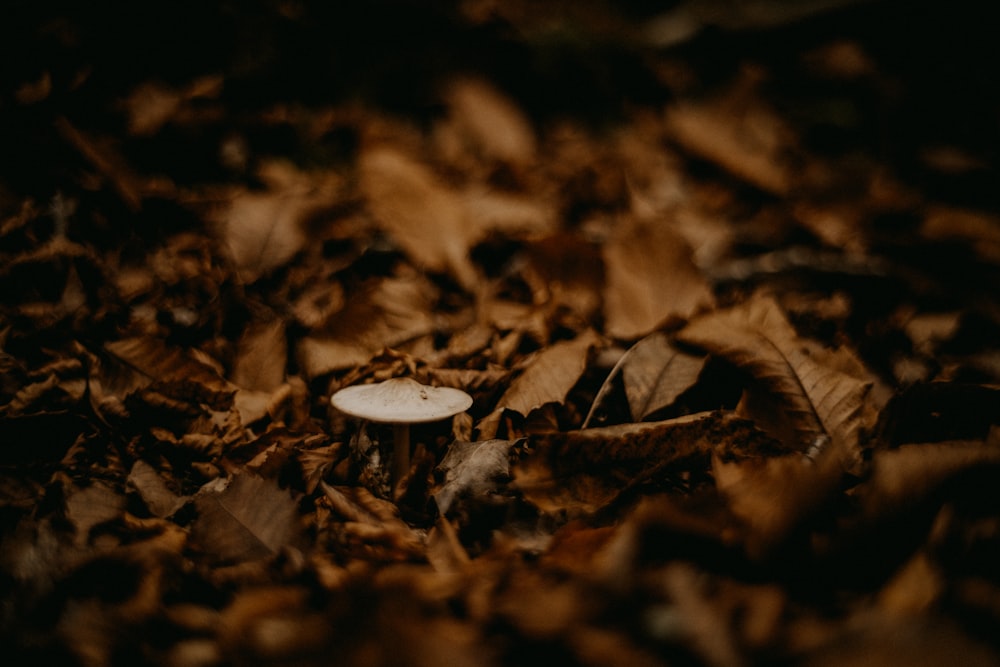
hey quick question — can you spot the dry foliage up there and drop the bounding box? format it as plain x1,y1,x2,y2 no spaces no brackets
2,2,1000,665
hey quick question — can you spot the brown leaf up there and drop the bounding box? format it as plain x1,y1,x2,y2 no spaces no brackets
441,77,537,168
360,146,479,289
65,482,127,547
514,411,782,514
296,274,438,377
433,439,515,515
678,295,872,458
319,483,424,561
713,452,842,558
212,161,344,283
55,116,144,211
603,215,714,339
861,439,1000,518
190,473,302,564
663,68,797,195
127,460,189,518
621,331,708,421
231,319,287,392
478,329,602,438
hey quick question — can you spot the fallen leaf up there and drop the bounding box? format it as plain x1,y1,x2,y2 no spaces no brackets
190,473,302,564
433,439,515,515
664,70,797,195
65,482,127,547
603,215,714,339
360,146,478,289
296,274,438,377
678,295,873,458
127,460,188,518
478,329,602,438
231,319,287,392
212,161,343,283
441,76,537,168
514,411,783,514
622,331,708,421
319,483,424,561
713,452,842,558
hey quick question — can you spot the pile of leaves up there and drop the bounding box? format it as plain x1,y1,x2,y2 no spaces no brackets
3,1,1000,665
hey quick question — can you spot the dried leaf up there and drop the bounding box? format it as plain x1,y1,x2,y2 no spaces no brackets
861,440,1000,517
360,146,478,289
190,473,302,564
514,411,782,514
65,482,127,546
213,162,343,283
441,77,536,168
478,330,601,438
713,452,842,558
231,319,287,392
622,331,708,421
603,216,714,339
296,275,438,377
678,295,872,457
319,483,424,561
433,439,515,515
127,460,188,518
664,70,797,195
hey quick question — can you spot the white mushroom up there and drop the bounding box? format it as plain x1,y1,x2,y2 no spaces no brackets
330,377,473,486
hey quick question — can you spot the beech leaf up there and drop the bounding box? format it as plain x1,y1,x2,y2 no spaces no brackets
677,295,872,457
478,330,601,438
622,331,708,421
433,439,515,515
190,473,302,564
603,215,714,339
360,146,479,289
296,275,438,377
127,460,188,518
65,482,127,546
513,411,784,514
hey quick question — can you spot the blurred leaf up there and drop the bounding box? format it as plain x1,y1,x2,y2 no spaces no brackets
231,318,287,392
360,146,479,290
296,275,438,377
190,473,302,564
603,215,714,339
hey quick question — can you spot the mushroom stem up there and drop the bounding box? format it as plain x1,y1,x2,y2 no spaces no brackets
391,423,411,487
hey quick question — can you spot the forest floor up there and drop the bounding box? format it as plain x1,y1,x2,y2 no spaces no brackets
3,1,1000,665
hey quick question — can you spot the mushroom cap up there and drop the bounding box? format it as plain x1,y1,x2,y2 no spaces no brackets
330,377,473,424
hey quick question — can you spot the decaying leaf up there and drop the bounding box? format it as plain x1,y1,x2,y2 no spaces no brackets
296,274,439,377
319,482,424,561
212,161,344,283
65,482,127,547
190,473,302,564
360,146,479,289
514,411,784,514
664,68,797,195
678,295,873,460
440,76,537,169
622,331,708,421
127,459,189,518
231,318,287,392
712,451,843,558
433,439,516,515
478,329,602,438
603,214,714,339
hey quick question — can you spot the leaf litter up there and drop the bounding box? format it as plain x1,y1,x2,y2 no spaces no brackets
2,2,1000,665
